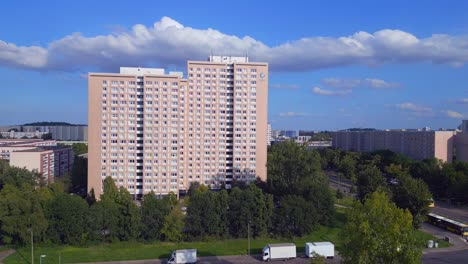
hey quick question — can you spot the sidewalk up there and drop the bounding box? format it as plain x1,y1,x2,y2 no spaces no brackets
421,223,468,254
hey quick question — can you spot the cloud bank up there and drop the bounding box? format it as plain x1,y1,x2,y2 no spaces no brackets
2,16,468,72
443,110,463,118
395,103,432,113
279,112,310,117
322,78,400,89
312,87,351,96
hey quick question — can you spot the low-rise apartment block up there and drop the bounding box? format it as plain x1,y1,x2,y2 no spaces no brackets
332,129,454,162
0,139,57,160
0,139,73,181
9,147,74,182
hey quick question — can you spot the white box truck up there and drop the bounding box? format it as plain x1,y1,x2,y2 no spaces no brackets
167,249,197,264
305,242,334,259
262,243,296,262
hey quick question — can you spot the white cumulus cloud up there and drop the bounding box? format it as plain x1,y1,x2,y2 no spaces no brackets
2,17,468,72
394,103,432,113
443,110,463,118
456,98,468,104
312,87,351,96
279,112,309,117
322,78,400,89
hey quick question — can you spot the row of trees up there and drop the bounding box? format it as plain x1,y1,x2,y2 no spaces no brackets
0,141,336,246
320,148,433,227
320,148,468,204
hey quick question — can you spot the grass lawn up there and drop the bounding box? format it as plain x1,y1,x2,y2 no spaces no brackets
332,189,355,208
414,230,451,248
5,226,343,264
6,211,347,264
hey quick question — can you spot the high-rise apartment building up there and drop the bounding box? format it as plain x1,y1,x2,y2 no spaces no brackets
88,56,268,198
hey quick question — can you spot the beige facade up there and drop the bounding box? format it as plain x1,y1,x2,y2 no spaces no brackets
9,147,74,182
88,57,268,199
0,139,57,161
10,149,54,180
333,130,454,162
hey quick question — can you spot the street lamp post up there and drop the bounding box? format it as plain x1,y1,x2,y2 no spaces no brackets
248,220,252,256
30,228,34,264
40,255,46,264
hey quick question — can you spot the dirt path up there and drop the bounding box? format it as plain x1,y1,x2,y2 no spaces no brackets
0,249,15,264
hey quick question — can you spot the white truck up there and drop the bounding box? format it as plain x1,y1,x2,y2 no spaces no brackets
167,249,197,264
305,242,334,259
262,243,296,262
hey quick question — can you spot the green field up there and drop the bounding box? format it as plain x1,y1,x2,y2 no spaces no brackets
4,208,448,264
5,226,343,264
5,210,346,264
332,189,356,208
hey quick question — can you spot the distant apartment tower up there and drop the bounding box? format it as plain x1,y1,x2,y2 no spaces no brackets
267,123,272,146
333,130,454,162
0,125,88,141
88,56,268,198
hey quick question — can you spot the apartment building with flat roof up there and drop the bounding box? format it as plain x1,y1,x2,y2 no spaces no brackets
332,130,454,162
88,56,268,198
0,139,57,161
8,146,74,182
0,125,88,141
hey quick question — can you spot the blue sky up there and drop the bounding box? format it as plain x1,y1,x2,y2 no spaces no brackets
1,0,468,130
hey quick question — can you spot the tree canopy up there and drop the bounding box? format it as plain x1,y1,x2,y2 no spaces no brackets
341,191,422,264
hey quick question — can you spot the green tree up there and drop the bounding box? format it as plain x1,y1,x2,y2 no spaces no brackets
46,192,89,244
101,176,120,202
116,187,141,241
267,141,322,196
339,154,357,181
185,189,229,240
161,204,185,242
0,162,39,190
141,192,171,240
341,191,422,264
301,178,335,224
273,195,318,237
86,188,97,205
0,184,48,245
391,172,431,228
228,185,273,238
356,165,388,201
88,199,120,242
72,143,88,156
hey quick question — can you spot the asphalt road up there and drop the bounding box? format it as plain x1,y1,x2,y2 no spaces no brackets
423,250,468,264
430,200,468,223
76,254,341,264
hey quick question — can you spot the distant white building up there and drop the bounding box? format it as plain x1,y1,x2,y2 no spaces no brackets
267,123,272,146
